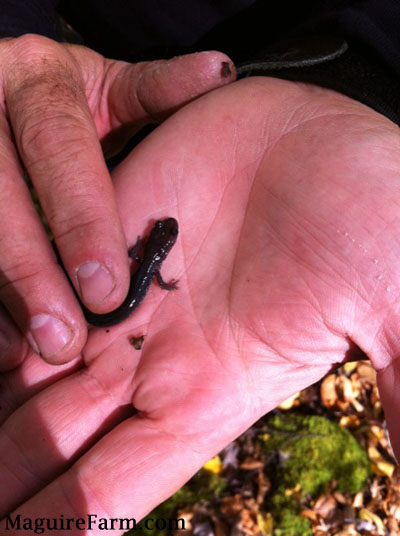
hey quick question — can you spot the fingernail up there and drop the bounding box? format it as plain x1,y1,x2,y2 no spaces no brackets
28,314,72,358
77,262,115,305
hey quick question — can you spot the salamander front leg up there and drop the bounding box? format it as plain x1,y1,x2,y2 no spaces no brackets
128,236,143,262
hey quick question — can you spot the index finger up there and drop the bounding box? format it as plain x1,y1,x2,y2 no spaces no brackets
2,38,131,362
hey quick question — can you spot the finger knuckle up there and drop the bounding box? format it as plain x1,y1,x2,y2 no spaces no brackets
7,34,71,74
13,33,53,55
3,37,86,160
51,208,107,245
18,113,90,165
5,35,70,88
0,255,48,296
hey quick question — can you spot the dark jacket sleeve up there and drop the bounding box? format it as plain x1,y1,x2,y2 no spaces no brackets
235,0,400,125
0,0,60,40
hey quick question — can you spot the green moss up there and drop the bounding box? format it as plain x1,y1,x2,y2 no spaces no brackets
262,414,370,496
261,414,370,536
128,415,369,536
270,496,313,536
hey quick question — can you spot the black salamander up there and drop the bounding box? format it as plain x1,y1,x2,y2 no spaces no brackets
84,218,179,327
54,218,179,327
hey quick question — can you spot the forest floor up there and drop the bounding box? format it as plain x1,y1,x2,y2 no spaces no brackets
138,360,399,536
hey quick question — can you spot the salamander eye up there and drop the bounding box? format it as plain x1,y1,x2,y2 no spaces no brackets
155,220,164,228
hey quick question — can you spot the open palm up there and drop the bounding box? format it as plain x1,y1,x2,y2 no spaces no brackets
2,77,400,529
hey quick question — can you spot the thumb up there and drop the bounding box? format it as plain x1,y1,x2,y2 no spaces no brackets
377,362,400,461
98,50,235,129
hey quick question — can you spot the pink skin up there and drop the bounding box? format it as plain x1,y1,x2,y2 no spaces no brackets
0,35,235,365
1,77,400,531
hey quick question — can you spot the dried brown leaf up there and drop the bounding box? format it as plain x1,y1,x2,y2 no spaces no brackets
278,392,300,410
241,508,259,536
352,492,364,509
339,415,360,428
256,471,270,505
359,508,385,535
321,374,338,408
300,509,319,522
220,495,244,518
240,459,264,471
314,494,337,518
357,362,377,385
337,376,354,402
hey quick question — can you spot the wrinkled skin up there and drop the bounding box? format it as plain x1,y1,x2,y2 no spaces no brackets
1,77,400,531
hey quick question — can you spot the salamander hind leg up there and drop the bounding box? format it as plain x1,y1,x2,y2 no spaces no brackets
154,270,179,290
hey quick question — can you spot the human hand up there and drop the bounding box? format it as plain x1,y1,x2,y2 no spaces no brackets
0,34,235,366
2,77,400,529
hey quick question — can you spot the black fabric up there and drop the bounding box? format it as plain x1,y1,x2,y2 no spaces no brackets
56,0,319,61
63,0,256,60
339,0,400,77
0,0,60,40
237,33,400,126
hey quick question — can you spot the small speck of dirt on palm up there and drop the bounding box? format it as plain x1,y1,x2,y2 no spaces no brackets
129,335,145,350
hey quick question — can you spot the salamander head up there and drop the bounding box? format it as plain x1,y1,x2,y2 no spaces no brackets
149,218,179,250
